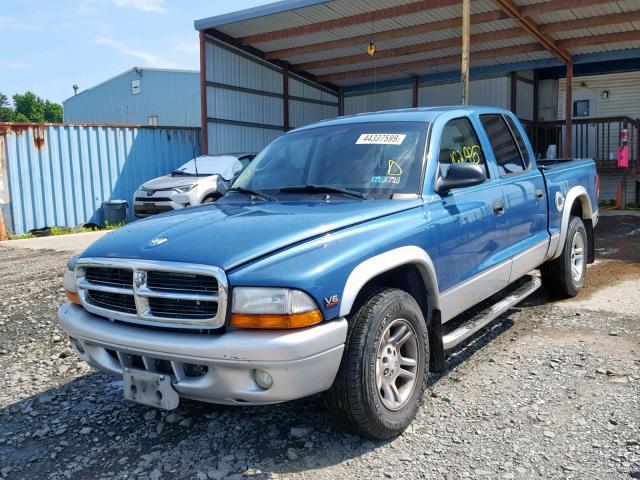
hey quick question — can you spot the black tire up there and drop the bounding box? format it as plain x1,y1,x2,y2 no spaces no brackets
201,195,219,204
326,288,429,440
541,216,588,298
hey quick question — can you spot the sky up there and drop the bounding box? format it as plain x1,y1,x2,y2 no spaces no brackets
1,0,273,104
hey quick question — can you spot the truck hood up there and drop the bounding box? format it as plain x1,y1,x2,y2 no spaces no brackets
82,199,422,270
142,174,215,190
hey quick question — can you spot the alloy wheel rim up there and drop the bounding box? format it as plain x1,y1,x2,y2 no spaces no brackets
570,231,585,283
375,318,419,411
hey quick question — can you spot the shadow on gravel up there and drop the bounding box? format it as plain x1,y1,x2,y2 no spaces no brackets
0,306,526,480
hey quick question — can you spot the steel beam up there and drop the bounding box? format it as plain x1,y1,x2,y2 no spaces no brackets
199,31,208,155
492,0,572,64
460,0,470,105
294,27,525,72
317,43,542,82
540,10,640,34
565,62,573,158
264,10,508,60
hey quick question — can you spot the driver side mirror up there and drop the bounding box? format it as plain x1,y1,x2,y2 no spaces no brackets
436,163,487,194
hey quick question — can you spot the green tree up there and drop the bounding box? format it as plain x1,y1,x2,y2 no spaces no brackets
13,91,45,122
43,100,63,122
0,91,63,123
0,93,14,122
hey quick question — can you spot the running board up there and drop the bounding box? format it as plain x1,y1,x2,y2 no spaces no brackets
442,277,542,350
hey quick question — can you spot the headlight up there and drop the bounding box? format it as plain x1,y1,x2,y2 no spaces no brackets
231,287,322,329
173,184,196,193
64,256,81,304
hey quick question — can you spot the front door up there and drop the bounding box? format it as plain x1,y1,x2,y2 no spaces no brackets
429,116,510,322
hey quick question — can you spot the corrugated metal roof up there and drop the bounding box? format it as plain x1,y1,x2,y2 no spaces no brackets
195,0,640,89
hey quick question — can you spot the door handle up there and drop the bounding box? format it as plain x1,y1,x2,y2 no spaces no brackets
535,189,544,201
492,200,505,216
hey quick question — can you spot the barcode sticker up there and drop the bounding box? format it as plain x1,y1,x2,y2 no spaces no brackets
356,133,406,145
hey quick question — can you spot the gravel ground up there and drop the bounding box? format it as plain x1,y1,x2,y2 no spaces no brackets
0,216,638,480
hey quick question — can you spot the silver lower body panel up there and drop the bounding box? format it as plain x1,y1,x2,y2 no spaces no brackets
58,303,347,405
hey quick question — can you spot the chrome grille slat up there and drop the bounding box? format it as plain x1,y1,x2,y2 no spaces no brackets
75,258,228,330
137,286,219,303
77,278,133,295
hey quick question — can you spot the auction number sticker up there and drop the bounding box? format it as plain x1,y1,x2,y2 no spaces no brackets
356,133,406,145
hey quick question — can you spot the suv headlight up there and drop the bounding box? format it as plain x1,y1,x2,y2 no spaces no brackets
64,256,81,305
173,184,196,193
231,287,322,329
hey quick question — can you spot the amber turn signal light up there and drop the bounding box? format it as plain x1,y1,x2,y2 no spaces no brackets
231,309,322,329
65,291,81,305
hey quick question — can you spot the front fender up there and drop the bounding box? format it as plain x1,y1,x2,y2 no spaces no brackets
227,206,438,321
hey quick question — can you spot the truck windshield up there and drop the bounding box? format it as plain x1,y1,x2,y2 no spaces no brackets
232,122,428,199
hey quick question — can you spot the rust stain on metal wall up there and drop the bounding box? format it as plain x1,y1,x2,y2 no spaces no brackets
0,124,27,136
32,127,45,149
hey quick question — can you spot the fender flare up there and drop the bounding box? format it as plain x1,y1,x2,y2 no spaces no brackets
339,245,440,317
551,186,594,259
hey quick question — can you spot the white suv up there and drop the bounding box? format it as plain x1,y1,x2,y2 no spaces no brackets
133,153,255,218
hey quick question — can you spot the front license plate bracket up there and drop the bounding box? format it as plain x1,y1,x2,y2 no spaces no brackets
123,368,179,410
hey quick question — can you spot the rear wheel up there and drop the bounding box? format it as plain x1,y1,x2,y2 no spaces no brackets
326,288,428,439
541,216,587,298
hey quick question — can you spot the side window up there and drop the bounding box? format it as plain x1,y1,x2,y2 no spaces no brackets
504,115,532,169
438,117,486,178
480,114,525,176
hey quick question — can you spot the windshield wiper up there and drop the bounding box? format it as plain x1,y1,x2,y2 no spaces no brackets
278,185,370,200
226,187,277,201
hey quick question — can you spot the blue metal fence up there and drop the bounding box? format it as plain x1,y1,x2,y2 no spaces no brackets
0,123,201,235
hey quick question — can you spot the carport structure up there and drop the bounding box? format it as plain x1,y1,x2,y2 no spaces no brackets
195,0,640,161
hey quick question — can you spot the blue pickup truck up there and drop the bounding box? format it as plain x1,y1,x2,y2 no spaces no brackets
59,107,598,439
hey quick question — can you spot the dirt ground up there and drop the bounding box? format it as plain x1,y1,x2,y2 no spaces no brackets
0,216,638,480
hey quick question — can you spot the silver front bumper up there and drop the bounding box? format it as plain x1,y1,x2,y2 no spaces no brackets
133,190,191,218
58,303,347,405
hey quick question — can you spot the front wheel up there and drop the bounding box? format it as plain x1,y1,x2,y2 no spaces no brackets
326,288,428,439
541,216,587,298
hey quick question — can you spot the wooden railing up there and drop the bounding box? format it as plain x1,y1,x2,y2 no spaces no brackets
521,116,640,170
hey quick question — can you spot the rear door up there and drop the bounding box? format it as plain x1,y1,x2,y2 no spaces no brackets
478,113,549,282
430,116,510,321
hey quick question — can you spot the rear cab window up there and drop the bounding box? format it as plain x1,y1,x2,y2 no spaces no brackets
503,115,532,169
479,114,526,176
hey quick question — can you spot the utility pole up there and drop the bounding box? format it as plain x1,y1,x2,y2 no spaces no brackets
461,0,470,105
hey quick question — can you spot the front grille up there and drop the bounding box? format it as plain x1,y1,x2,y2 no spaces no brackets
85,267,133,288
76,259,227,330
148,297,218,319
147,271,218,294
87,290,137,314
134,197,173,202
134,204,174,215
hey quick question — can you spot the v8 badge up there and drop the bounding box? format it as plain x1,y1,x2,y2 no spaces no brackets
324,294,340,308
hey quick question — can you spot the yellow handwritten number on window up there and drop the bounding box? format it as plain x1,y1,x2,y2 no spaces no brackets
449,145,481,164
